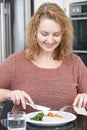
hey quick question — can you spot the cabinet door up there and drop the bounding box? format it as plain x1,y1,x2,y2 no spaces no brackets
34,0,70,16
34,0,64,12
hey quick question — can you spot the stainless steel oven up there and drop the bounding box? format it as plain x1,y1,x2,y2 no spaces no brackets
70,1,87,66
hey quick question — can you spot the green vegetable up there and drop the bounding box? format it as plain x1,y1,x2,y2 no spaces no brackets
30,112,44,121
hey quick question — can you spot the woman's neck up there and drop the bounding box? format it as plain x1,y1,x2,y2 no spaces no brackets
31,53,63,69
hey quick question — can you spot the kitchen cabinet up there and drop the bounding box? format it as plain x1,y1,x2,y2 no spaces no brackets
34,0,70,16
34,0,64,12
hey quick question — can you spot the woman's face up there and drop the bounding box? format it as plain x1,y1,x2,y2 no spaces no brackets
37,18,62,53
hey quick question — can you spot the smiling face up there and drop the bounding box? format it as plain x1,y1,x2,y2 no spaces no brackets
37,18,62,54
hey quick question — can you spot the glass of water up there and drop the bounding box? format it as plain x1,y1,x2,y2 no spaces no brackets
7,111,26,130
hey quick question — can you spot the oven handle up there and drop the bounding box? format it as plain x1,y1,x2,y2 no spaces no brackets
71,17,87,20
72,50,87,53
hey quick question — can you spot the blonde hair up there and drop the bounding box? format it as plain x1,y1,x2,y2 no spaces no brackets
25,2,74,60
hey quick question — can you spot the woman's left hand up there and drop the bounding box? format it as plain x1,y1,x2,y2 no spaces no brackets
73,93,87,108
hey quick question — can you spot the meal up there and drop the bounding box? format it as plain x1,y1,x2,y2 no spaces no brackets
30,112,63,122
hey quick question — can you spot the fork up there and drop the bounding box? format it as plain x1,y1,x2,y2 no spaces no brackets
59,105,72,111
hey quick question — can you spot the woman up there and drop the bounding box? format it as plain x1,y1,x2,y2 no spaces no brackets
0,2,87,113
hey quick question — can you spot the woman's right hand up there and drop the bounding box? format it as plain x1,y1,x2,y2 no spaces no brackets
6,90,34,109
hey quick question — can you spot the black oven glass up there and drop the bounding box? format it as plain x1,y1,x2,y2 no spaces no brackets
74,52,87,66
72,20,87,50
82,5,87,12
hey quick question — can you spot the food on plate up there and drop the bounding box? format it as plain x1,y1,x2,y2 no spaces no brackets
30,112,63,121
42,112,63,122
42,116,62,122
30,112,44,121
47,112,63,118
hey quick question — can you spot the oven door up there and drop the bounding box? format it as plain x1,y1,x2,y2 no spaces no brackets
72,17,87,50
71,17,87,66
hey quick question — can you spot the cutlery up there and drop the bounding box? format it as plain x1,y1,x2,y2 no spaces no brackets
73,106,87,116
26,102,51,111
59,105,72,111
59,105,87,116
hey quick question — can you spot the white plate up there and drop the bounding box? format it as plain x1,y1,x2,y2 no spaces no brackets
26,111,76,126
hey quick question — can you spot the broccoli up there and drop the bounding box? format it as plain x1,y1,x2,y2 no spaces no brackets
30,112,44,121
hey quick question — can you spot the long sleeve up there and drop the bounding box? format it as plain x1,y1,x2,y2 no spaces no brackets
77,57,87,93
0,55,14,89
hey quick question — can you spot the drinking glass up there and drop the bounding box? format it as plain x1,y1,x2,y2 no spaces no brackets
7,111,26,130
